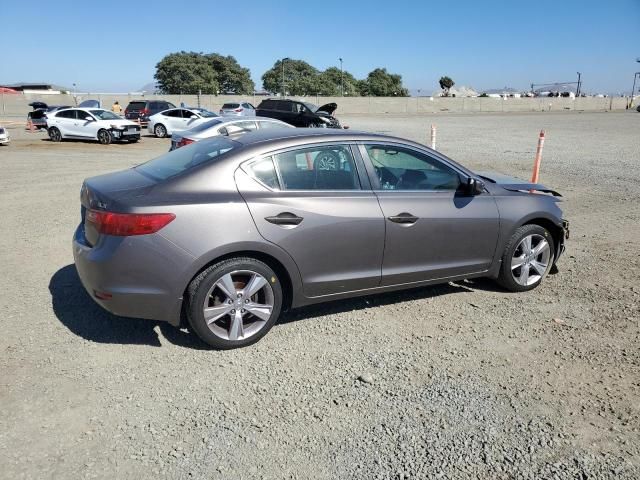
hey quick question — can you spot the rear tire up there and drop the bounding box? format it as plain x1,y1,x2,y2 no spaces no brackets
186,257,282,349
97,129,112,145
48,127,62,142
154,124,167,138
497,224,555,292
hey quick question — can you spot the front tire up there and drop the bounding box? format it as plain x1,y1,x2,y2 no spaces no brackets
97,129,112,145
154,124,167,138
186,257,283,349
497,224,555,292
48,127,62,142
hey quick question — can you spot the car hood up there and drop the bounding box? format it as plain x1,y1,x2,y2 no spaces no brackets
478,171,562,197
316,102,337,115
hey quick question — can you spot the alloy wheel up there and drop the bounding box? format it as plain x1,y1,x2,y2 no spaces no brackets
510,234,551,286
155,124,166,138
202,270,274,341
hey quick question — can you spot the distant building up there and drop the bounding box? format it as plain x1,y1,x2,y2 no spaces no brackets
0,83,70,94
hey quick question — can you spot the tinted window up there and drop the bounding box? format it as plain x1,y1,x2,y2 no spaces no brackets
272,145,359,190
258,100,276,110
56,110,76,119
222,103,240,109
127,101,145,110
136,137,238,181
241,103,252,109
164,109,182,118
365,145,461,191
246,157,279,189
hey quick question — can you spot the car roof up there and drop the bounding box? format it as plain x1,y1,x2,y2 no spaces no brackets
232,128,407,147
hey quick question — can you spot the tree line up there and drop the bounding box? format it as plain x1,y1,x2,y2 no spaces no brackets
154,51,409,97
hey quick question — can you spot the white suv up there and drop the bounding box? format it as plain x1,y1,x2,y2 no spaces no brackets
47,108,141,144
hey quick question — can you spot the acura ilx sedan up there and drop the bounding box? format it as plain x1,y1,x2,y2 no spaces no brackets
74,129,569,349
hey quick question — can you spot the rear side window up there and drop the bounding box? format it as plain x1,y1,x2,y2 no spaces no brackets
164,109,182,118
136,137,238,181
258,100,276,110
246,157,279,189
56,110,75,119
272,145,360,190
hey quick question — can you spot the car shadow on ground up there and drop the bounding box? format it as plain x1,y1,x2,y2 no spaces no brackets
49,265,210,349
50,264,503,349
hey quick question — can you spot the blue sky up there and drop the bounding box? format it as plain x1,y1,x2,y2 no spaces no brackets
2,0,639,94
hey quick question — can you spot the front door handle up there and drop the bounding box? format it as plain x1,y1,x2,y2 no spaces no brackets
265,212,304,226
387,212,419,224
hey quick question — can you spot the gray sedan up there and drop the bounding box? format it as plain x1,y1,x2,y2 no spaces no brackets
169,116,293,150
74,129,569,349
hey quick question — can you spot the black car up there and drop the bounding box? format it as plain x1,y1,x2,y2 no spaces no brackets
27,102,72,129
256,99,341,128
124,100,175,126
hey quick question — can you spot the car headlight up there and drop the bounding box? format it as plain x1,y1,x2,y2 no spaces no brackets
110,124,124,130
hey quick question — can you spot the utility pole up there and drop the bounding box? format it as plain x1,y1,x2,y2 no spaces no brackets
339,57,344,96
576,72,581,97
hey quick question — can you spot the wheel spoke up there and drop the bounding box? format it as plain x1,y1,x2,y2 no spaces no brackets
533,239,549,257
521,236,532,255
228,309,244,341
511,255,526,270
243,274,267,298
531,260,547,276
203,304,232,325
520,265,531,285
216,273,237,300
244,302,272,321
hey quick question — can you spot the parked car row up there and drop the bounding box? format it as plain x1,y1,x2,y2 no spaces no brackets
26,97,343,146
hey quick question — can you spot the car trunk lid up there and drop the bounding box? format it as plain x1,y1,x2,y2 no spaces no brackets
80,169,157,246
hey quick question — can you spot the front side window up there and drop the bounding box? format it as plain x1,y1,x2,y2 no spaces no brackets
365,145,461,191
272,145,360,190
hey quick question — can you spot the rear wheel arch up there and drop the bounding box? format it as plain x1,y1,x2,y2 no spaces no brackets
183,250,295,314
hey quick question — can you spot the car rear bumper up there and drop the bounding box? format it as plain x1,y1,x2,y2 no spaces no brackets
72,224,194,326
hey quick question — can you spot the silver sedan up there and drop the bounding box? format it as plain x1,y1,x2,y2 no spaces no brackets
169,116,293,150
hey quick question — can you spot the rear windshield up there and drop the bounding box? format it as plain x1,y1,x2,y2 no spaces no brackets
127,101,146,109
222,103,240,109
193,108,219,118
135,137,238,181
189,119,222,133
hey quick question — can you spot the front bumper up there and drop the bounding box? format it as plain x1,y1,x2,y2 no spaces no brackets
110,127,140,141
72,224,193,326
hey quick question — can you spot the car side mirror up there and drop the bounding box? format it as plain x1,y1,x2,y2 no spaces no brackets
465,177,485,195
84,116,94,122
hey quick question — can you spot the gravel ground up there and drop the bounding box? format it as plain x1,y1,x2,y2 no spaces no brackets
0,112,638,479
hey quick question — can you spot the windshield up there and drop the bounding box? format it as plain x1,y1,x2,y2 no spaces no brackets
189,119,223,133
193,108,219,118
135,137,238,181
89,109,120,120
303,102,318,112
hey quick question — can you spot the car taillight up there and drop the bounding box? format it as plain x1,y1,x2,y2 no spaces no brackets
177,137,195,148
234,108,243,112
86,210,175,236
140,108,150,116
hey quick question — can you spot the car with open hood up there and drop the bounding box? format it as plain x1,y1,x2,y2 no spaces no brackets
256,99,341,128
73,129,568,349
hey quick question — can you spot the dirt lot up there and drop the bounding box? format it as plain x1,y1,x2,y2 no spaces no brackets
1,112,638,479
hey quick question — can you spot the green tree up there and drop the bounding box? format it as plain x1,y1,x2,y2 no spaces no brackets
359,68,409,96
155,52,218,94
439,76,455,96
317,67,359,96
154,51,254,94
206,54,254,94
261,59,320,96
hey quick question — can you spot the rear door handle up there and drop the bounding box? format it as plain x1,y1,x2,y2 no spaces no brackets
265,212,304,226
387,212,419,224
